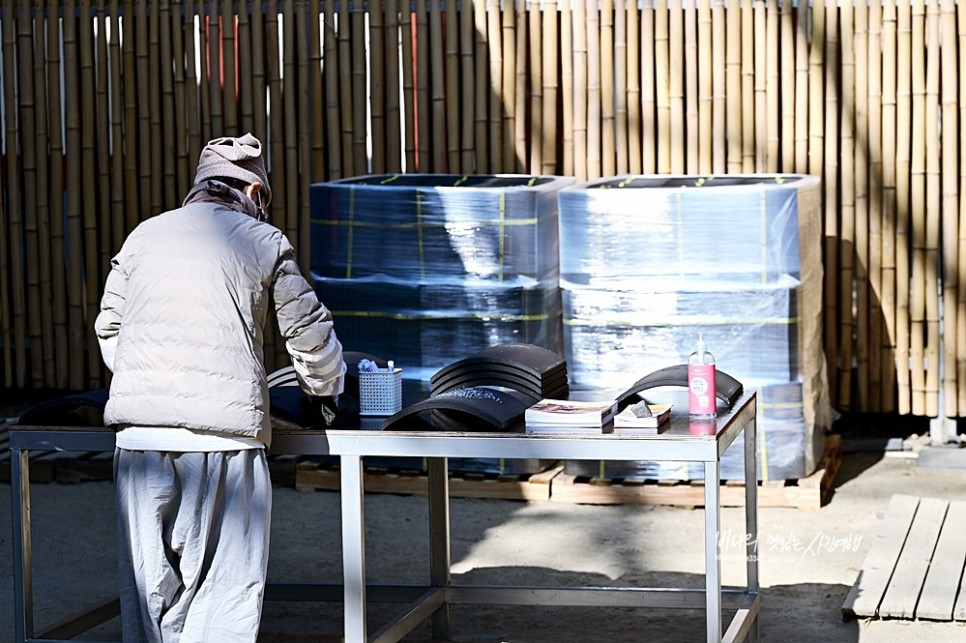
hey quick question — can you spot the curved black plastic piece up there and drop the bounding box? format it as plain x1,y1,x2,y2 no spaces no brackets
615,364,743,410
430,344,566,389
381,386,537,431
15,389,109,427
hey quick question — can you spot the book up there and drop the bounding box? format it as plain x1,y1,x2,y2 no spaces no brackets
525,398,618,430
613,402,673,432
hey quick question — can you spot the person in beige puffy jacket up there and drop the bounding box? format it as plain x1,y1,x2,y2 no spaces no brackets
94,133,345,642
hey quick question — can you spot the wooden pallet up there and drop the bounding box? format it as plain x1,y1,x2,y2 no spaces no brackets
843,494,966,621
294,435,842,510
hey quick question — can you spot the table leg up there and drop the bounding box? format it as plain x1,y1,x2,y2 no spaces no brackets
745,418,760,642
12,449,33,643
427,457,451,639
341,454,367,643
705,459,722,643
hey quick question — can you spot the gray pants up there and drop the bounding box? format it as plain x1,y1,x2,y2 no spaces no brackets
114,449,272,643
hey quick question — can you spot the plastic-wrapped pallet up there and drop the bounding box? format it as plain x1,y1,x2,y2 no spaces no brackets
311,174,575,385
558,174,831,481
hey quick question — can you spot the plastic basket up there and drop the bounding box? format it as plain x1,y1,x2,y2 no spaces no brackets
359,368,403,415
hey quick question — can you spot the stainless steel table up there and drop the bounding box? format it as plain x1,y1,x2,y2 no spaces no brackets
9,389,758,643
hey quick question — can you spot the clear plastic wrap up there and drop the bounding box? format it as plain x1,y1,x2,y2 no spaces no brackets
558,174,829,480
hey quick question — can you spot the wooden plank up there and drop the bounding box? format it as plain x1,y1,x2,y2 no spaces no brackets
843,494,920,618
879,497,948,619
917,500,966,620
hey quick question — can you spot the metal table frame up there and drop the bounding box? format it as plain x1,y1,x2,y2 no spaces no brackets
10,390,758,643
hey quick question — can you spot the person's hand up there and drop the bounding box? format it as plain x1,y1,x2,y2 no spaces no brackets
308,395,338,428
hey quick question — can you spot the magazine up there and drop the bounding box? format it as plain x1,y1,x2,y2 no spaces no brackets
525,398,618,430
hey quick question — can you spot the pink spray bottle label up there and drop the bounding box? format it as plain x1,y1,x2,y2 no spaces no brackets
688,363,717,418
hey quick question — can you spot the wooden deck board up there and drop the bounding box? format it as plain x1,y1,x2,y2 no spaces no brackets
917,500,966,620
879,497,948,619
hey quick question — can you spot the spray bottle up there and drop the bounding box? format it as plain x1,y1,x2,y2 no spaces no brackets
688,333,717,420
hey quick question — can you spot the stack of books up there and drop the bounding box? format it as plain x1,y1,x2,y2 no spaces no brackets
524,399,618,432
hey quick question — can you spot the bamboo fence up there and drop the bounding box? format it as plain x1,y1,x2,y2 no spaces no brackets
0,0,963,420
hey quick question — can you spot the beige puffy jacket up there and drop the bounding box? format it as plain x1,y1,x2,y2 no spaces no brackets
94,183,345,447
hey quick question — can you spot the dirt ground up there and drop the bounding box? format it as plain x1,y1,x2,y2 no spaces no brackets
3,400,966,643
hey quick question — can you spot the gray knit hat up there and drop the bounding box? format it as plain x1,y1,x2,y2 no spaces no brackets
193,133,272,206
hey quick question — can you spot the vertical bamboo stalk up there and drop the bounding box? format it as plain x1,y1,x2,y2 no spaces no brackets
779,0,793,171
822,0,839,411
764,0,778,172
323,0,342,177
711,0,724,172
352,1,369,174
587,0,601,177
924,0,941,416
793,0,808,173
171,0,192,196
740,0,753,172
414,0,433,172
486,0,503,171
839,0,855,410
205,1,221,137
698,0,711,173
266,1,285,229
48,0,69,388
642,0,656,173
473,0,488,171
158,1,176,212
958,0,966,416
17,0,43,385
529,0,543,172
222,0,237,132
183,1,202,169
280,0,298,242
655,0,670,173
615,0,628,174
855,0,870,410
725,0,740,172
881,0,898,413
446,0,461,171
669,0,685,174
122,0,138,233
896,0,912,414
336,0,355,175
297,1,313,268
80,0,102,385
940,0,958,418
683,0,697,173
573,0,588,180
459,0,475,170
514,0,527,172
135,0,153,216
807,0,824,178
601,0,615,175
753,0,765,171
627,0,641,174
869,0,884,409
1,0,23,386
910,0,926,414
370,0,387,173
95,2,114,313
385,0,402,172
559,0,573,175
542,0,559,174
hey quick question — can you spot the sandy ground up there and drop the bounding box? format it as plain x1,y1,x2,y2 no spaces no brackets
3,402,966,642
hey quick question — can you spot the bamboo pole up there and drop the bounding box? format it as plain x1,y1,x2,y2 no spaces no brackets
473,0,488,171
352,1,369,174
910,0,926,415
587,0,601,177
241,1,259,144
368,0,385,173
95,3,113,355
205,1,221,138
573,0,588,180
753,0,765,171
669,0,685,174
764,0,777,171
48,0,69,388
779,0,793,171
543,0,559,174
284,0,301,242
147,0,163,217
793,0,807,174
924,0,941,417
414,0,430,172
32,1,56,386
725,0,740,172
839,0,855,410
698,0,711,173
81,0,103,385
940,0,958,418
445,0,460,171
822,0,839,410
122,0,138,229
740,0,753,172
323,0,342,177
514,0,527,172
265,1,285,229
808,0,824,178
222,0,237,132
184,1,203,172
0,0,15,386
711,0,724,172
16,0,42,385
429,0,445,171
896,0,912,414
559,0,573,175
0,7,10,385
134,0,153,216
529,0,543,173
627,0,641,174
684,0,697,173
297,1,313,268
868,0,885,409
459,0,475,170
855,0,870,410
384,0,401,173
486,0,503,171
158,1,176,212
642,0,656,173
959,0,966,416
171,0,191,197
336,0,355,175
601,0,615,175
880,0,899,412
655,0,670,173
